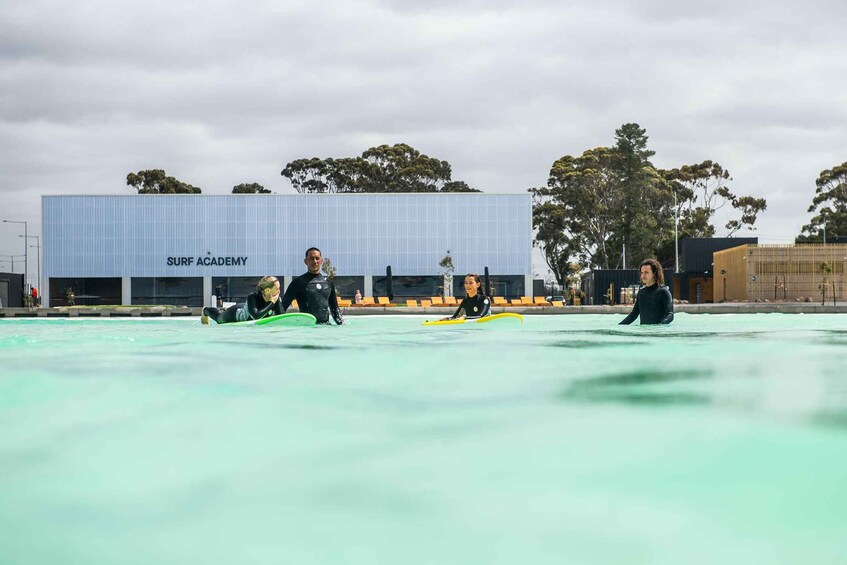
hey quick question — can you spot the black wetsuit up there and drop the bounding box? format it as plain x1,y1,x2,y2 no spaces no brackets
619,284,674,325
450,293,492,320
203,292,284,324
281,272,343,325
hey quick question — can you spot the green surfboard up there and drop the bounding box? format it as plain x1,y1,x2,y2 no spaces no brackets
235,312,317,327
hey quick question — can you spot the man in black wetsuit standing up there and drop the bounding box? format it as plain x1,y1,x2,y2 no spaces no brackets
619,259,674,325
281,247,343,325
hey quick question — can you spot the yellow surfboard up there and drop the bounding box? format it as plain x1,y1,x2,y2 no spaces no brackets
421,312,524,327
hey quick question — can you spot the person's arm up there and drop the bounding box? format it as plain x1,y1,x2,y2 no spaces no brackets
659,287,674,324
329,283,343,325
619,298,640,325
280,279,298,312
246,293,276,320
474,296,491,318
448,298,466,320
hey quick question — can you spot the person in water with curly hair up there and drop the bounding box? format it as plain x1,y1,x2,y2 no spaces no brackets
201,276,283,324
619,259,674,325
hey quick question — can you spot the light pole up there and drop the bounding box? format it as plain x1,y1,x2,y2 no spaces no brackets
20,235,41,296
3,219,28,291
673,192,680,273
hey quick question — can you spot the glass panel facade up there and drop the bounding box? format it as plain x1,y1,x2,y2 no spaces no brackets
131,277,203,306
43,194,531,278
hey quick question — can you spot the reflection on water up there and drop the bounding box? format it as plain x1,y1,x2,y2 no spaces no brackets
570,368,712,389
562,369,713,406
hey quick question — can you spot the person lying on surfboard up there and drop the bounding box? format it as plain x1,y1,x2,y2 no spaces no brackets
201,276,283,324
441,273,492,321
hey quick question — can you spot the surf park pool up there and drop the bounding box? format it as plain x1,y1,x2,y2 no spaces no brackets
1,314,846,564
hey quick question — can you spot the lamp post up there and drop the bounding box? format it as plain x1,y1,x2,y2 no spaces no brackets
20,235,41,297
673,192,680,273
3,219,28,291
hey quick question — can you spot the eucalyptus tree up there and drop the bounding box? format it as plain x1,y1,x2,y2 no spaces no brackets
661,161,766,238
531,147,622,274
796,161,847,243
127,169,202,194
280,143,478,193
232,182,271,194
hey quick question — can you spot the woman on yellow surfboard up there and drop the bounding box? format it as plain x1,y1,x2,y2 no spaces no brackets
441,273,492,321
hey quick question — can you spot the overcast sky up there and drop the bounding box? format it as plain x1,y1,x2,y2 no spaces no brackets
2,0,846,283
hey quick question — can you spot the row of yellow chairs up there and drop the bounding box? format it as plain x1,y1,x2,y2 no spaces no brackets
400,297,566,308
331,296,567,308
276,297,563,310
493,296,566,307
341,297,395,307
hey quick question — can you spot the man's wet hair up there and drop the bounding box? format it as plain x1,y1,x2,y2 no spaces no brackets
305,247,322,258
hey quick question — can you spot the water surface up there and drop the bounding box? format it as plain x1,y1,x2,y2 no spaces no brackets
1,314,846,564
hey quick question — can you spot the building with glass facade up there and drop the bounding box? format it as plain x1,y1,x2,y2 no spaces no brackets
42,194,532,307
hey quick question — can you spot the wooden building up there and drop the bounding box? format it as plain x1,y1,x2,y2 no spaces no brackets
713,244,847,302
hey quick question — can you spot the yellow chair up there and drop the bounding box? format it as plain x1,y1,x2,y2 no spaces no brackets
362,296,375,306
377,296,396,307
338,299,352,307
534,297,549,306
510,299,523,306
420,299,432,308
291,299,298,310
430,296,443,305
493,296,508,306
406,299,418,307
444,296,458,305
551,300,565,307
521,296,534,305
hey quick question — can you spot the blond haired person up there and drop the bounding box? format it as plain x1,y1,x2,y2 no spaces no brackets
201,276,282,324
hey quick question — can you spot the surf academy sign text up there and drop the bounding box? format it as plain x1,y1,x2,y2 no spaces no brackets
167,256,248,266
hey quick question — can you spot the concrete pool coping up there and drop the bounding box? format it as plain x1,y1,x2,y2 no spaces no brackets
2,302,847,318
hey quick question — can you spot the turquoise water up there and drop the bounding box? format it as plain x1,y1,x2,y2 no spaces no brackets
1,314,846,564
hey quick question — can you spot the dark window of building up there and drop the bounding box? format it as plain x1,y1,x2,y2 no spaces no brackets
455,275,524,299
332,276,365,300
211,277,262,303
49,277,122,306
132,277,203,306
374,275,442,299
1,273,25,308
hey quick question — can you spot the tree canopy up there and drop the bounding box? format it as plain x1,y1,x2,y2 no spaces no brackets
232,182,271,194
126,169,202,194
796,161,847,243
281,143,479,193
530,124,767,285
